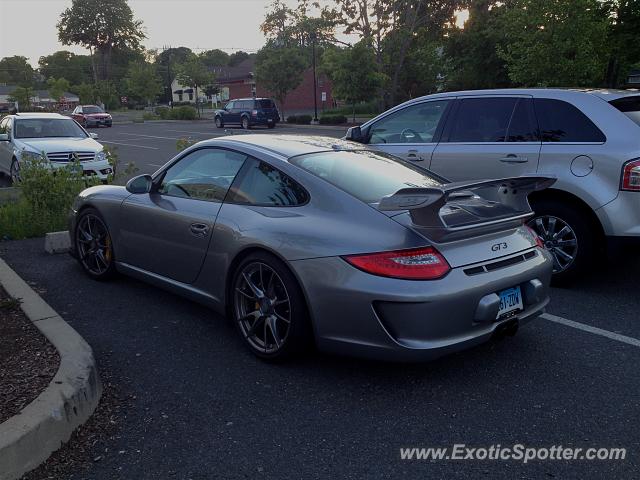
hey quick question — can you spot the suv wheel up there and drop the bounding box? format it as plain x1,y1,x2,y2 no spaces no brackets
215,116,223,128
527,200,595,284
241,116,250,130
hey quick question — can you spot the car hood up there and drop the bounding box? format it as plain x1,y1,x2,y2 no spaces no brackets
20,137,101,153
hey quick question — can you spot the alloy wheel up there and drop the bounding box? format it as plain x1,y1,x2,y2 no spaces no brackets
76,213,113,276
234,262,291,354
527,215,578,273
242,117,249,129
10,160,20,184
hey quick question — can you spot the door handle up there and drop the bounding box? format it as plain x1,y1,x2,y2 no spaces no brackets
189,223,209,237
500,154,528,163
406,149,424,161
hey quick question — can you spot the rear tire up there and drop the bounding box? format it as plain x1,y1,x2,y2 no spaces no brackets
527,200,595,285
231,252,312,361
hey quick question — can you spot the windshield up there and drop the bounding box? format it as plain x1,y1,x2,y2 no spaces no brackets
83,106,105,114
14,119,88,139
290,150,444,204
610,97,640,127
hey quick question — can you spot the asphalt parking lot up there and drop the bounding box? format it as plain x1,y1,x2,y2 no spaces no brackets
1,236,638,478
93,120,346,184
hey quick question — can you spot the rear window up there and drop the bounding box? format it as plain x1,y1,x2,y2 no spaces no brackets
290,150,444,204
257,99,275,109
610,96,640,127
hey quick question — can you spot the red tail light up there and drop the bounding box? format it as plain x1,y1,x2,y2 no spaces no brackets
621,158,640,191
252,109,258,117
525,225,545,249
343,246,450,280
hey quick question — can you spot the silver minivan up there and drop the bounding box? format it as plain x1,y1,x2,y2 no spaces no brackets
346,89,640,282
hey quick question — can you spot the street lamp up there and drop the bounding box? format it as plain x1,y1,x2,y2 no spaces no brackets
311,33,319,124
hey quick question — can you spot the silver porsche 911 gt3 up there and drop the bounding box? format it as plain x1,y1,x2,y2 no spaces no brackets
69,135,554,361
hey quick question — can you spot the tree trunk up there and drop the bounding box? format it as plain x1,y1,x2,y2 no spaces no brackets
89,47,98,84
195,85,200,117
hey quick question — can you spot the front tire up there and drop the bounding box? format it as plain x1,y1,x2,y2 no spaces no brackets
75,208,117,280
215,116,224,128
231,252,311,361
9,158,20,185
527,200,595,284
241,116,250,130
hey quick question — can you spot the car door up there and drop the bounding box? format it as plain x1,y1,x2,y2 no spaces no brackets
118,147,248,284
71,106,83,123
430,96,541,182
0,117,13,173
365,99,452,166
221,101,236,124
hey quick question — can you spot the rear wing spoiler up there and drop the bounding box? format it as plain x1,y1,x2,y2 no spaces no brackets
378,176,556,230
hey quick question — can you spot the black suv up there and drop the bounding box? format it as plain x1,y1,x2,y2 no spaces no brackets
214,98,280,129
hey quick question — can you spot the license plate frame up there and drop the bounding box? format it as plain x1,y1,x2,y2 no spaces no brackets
497,286,523,319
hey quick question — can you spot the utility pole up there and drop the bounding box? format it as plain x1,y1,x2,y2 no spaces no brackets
311,35,319,124
163,45,173,108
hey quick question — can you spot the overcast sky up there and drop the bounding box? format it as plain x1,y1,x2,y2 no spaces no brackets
0,0,468,66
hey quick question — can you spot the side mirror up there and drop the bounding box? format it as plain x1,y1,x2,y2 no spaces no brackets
126,174,153,194
0,133,8,142
89,132,99,139
345,126,363,143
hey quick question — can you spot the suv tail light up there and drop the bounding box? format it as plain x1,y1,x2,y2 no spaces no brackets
621,158,640,191
525,225,545,249
342,246,450,280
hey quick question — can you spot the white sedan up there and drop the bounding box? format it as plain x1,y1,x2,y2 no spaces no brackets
0,112,112,182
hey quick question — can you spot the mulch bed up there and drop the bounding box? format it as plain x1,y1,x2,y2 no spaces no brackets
0,285,60,424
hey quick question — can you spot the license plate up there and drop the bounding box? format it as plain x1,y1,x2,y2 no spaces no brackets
267,118,273,122
497,286,523,319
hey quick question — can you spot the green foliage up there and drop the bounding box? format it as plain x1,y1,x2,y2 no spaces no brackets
74,83,97,104
124,62,163,105
94,80,119,109
38,51,93,86
255,45,307,117
321,41,384,121
7,87,34,110
176,56,215,117
176,137,197,152
496,0,610,87
286,114,312,124
0,56,35,86
199,49,230,68
142,112,159,121
47,77,71,102
228,51,250,67
261,0,341,47
319,114,347,125
155,105,197,120
0,155,101,240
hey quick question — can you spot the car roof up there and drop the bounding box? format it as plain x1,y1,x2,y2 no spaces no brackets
13,113,69,119
404,87,640,103
80,105,101,108
202,134,367,159
230,98,272,101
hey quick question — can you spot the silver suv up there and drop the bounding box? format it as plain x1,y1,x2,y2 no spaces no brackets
346,89,640,282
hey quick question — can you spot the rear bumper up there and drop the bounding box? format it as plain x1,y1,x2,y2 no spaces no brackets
595,190,640,237
290,248,553,362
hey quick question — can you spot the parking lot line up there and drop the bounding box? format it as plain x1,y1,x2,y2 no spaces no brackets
542,313,640,348
100,140,159,150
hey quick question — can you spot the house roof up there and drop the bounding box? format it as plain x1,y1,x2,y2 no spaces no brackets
0,85,79,101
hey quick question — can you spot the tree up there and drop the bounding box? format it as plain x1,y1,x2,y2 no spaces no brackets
38,51,92,86
8,86,35,111
255,45,307,119
47,78,71,103
75,83,97,104
199,49,229,68
228,51,250,67
176,55,215,116
57,0,145,82
124,62,163,106
321,41,384,122
0,56,34,86
603,0,640,87
496,0,610,87
155,47,193,102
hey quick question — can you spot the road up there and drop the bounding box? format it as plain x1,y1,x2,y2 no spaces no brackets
93,121,347,184
1,237,638,479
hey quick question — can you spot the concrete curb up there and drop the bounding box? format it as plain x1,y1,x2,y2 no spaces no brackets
0,258,102,480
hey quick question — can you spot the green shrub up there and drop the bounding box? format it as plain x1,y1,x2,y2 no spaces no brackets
171,106,197,120
142,112,159,121
155,106,171,119
319,114,347,125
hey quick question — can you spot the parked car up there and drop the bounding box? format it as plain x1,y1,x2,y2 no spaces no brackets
71,105,112,128
345,89,640,282
69,134,553,361
0,113,112,182
214,98,280,129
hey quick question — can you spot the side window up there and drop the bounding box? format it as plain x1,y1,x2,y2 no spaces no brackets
448,97,518,142
368,100,450,144
534,99,606,142
158,148,247,202
506,98,538,142
227,159,308,206
225,101,235,110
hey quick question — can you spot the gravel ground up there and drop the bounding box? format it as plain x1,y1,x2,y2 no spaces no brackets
0,285,59,424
